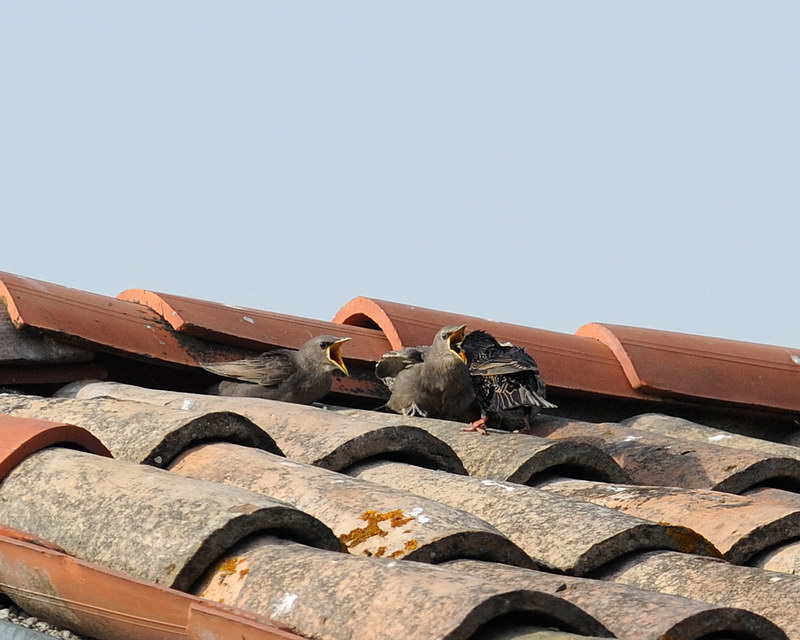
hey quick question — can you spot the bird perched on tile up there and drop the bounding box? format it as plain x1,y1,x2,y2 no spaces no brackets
460,330,556,435
200,335,350,404
375,325,476,421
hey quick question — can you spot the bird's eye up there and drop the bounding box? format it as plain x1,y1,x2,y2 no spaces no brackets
441,332,448,340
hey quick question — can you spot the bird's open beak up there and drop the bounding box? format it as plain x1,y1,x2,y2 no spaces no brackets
447,325,467,363
327,338,351,376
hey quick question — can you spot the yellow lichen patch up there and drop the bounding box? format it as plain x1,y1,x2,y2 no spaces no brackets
218,557,242,575
339,509,415,549
375,546,386,557
215,557,243,585
387,510,414,528
385,539,419,559
663,524,722,558
192,554,250,605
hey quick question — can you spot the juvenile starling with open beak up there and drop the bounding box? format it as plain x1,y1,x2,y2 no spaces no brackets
200,335,350,404
376,325,476,421
460,330,556,435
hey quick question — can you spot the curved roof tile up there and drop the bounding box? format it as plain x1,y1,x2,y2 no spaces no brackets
334,296,644,399
0,414,112,482
119,289,390,364
578,322,800,413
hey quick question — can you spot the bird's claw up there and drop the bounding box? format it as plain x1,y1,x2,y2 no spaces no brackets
402,403,428,418
462,417,489,436
512,417,533,435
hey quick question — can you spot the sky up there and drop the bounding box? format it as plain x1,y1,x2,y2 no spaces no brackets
2,3,798,348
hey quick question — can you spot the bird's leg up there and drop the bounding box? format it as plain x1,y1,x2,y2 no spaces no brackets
512,415,533,435
462,415,489,436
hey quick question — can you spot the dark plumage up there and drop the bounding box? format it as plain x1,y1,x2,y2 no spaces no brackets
376,325,476,421
460,330,556,435
200,335,350,404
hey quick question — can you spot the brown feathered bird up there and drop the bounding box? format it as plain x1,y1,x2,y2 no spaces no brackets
200,335,350,404
375,325,476,421
460,330,556,435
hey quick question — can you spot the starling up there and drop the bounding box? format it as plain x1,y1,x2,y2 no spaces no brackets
375,325,476,421
460,330,556,435
200,335,350,404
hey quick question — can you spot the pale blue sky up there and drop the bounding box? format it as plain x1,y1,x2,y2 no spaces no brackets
2,3,798,347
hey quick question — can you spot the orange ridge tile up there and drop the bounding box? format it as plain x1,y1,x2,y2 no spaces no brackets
119,289,392,364
0,525,66,553
579,323,800,413
0,272,198,367
187,603,301,640
0,414,112,481
0,530,303,640
333,296,644,399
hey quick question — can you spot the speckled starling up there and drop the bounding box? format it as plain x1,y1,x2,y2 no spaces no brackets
460,330,556,435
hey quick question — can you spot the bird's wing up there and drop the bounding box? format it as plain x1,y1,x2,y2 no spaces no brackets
469,373,496,409
488,374,557,412
470,359,529,376
489,379,556,411
375,347,428,390
200,350,297,387
470,346,541,376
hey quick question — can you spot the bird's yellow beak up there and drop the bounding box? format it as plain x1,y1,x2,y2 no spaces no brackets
447,325,467,363
327,338,351,376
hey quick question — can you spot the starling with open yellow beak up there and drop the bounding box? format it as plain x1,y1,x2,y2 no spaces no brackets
201,335,350,404
376,325,476,421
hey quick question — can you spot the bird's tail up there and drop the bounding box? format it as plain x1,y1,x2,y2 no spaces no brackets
489,387,557,412
523,387,558,409
199,361,228,376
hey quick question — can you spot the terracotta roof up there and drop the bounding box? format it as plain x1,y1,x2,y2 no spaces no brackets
117,289,392,404
0,413,111,479
334,296,800,418
333,296,642,400
118,289,391,364
0,271,199,367
0,527,303,640
578,323,800,413
2,270,800,640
